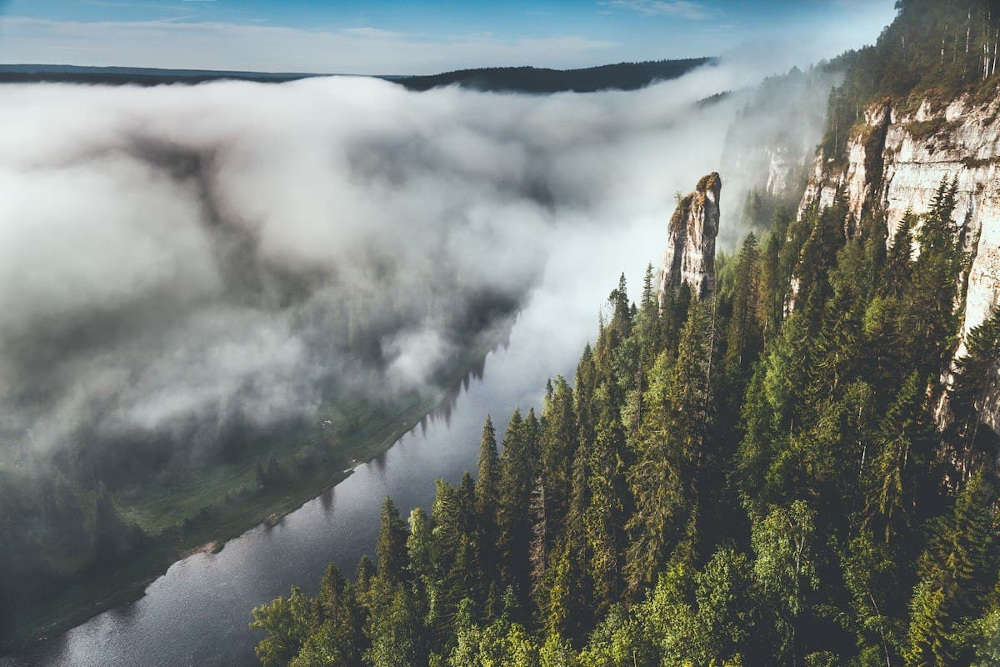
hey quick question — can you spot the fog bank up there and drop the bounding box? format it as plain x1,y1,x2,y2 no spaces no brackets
0,58,829,461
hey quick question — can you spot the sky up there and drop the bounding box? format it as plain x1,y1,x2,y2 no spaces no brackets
0,0,897,75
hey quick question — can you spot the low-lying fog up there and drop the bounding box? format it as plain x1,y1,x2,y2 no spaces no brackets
0,55,833,462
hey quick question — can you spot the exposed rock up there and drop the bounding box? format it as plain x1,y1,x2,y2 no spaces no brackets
719,65,841,244
798,101,896,236
658,173,721,305
799,94,1000,431
766,147,805,198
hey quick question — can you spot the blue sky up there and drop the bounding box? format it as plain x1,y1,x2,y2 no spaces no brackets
0,0,897,74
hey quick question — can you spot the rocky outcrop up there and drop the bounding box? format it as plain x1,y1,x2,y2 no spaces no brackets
799,94,1000,430
659,173,721,305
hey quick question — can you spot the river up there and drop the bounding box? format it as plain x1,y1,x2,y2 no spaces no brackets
0,213,676,667
5,340,537,667
1,184,697,667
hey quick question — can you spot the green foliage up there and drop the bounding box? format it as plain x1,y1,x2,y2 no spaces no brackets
250,186,998,666
752,501,819,665
821,0,1000,163
949,307,1000,475
376,497,409,583
249,11,1000,662
250,586,318,667
251,174,998,665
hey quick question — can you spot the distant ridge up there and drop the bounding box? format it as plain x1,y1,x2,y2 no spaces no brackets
0,64,372,86
395,58,714,93
0,59,712,92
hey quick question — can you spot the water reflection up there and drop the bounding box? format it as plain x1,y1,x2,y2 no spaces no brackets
4,205,659,667
4,339,542,667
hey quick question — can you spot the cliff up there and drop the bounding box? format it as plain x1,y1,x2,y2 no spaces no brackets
718,64,844,244
799,93,1000,430
658,173,721,305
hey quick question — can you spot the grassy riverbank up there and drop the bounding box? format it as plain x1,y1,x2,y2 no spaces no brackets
3,330,499,654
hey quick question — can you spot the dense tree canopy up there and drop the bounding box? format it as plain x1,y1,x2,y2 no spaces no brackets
249,5,1000,666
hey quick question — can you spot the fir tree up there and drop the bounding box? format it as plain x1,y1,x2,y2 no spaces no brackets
376,497,409,584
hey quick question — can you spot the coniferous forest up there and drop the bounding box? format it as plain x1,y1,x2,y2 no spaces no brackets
250,186,1000,667
247,3,1000,666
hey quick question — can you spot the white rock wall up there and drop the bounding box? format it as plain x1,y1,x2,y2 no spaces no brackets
799,94,1000,428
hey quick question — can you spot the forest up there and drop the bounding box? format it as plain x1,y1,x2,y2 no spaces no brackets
821,0,1000,162
248,185,1000,667
249,3,1000,665
0,59,710,92
396,59,713,94
0,64,325,86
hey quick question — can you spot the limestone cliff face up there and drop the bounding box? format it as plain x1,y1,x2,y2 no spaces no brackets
799,95,1000,429
658,173,721,305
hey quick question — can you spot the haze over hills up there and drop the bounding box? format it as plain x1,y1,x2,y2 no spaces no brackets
0,64,367,86
0,58,711,93
6,1,1000,665
395,58,714,93
240,1,1000,665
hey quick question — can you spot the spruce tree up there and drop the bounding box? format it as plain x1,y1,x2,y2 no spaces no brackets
376,497,409,584
497,409,538,605
585,389,627,615
475,415,501,586
949,308,1000,476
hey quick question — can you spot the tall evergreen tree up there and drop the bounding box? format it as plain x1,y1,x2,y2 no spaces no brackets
376,497,409,584
475,415,501,587
585,388,628,615
949,308,1000,477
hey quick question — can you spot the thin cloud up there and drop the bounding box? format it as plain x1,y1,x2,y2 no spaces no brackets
340,26,404,40
604,0,711,20
0,16,617,73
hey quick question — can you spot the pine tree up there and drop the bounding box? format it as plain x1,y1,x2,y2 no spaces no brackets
626,302,713,593
563,439,594,638
304,565,365,667
475,416,501,586
543,542,573,639
376,497,409,584
476,416,500,520
497,409,539,605
528,474,548,608
585,389,627,615
575,344,599,452
625,350,687,594
864,372,935,543
539,377,576,549
724,233,762,381
365,585,426,667
905,578,950,666
407,508,433,585
949,307,1000,477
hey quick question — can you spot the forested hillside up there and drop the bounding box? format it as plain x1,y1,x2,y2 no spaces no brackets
248,179,1000,666
822,0,1000,162
248,3,1000,665
396,59,712,93
0,64,327,86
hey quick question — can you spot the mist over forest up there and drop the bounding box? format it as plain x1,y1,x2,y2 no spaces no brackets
0,56,832,469
15,1,1000,665
0,47,845,651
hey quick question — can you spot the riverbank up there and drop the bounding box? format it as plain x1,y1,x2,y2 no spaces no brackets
1,323,504,657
